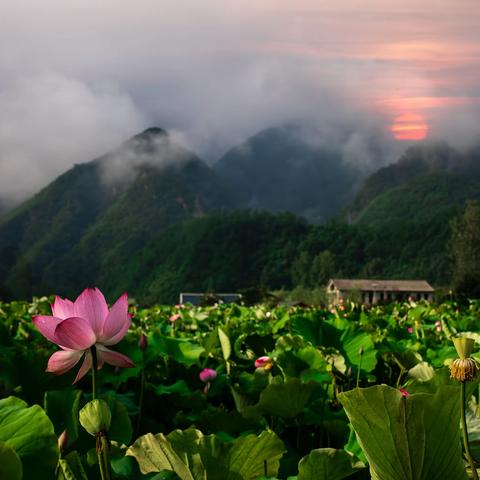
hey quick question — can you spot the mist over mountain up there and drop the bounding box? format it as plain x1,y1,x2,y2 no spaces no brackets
214,125,388,222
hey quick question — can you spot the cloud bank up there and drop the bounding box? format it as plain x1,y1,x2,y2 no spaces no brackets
0,0,479,207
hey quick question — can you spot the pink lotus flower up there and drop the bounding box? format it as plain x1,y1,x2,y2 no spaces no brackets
199,368,217,383
33,288,134,383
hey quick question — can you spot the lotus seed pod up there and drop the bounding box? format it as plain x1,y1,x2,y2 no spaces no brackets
453,336,475,360
450,357,479,382
79,399,112,436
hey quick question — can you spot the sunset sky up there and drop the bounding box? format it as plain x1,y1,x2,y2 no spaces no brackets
1,0,480,204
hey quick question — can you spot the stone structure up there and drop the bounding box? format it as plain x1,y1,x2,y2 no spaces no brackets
179,293,242,305
326,279,434,305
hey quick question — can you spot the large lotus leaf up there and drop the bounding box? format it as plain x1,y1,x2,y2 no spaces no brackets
167,428,228,479
0,441,22,480
243,378,314,419
224,430,285,480
57,451,88,480
149,334,205,366
339,385,467,480
340,330,377,373
44,389,82,443
297,448,364,480
0,396,58,479
126,431,200,479
127,428,284,480
103,394,133,445
155,380,193,396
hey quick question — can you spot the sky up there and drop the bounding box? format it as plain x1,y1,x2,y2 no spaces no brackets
1,0,480,207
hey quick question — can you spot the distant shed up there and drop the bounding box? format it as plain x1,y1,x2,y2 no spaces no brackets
179,293,242,306
326,279,434,305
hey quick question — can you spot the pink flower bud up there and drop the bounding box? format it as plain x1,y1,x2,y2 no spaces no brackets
138,333,148,351
169,313,181,323
399,388,410,397
435,320,441,327
255,356,273,370
199,368,217,383
407,327,413,334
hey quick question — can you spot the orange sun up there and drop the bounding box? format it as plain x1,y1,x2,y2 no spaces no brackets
390,113,429,141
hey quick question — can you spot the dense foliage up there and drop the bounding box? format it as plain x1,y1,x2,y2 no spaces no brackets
1,297,480,478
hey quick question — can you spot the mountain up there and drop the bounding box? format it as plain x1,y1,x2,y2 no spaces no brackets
214,126,372,223
0,128,237,299
346,142,480,283
348,142,464,219
107,211,310,304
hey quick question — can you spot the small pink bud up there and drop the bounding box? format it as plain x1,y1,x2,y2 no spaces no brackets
435,320,441,327
138,333,148,351
255,356,273,370
169,313,181,323
407,327,413,334
199,368,217,383
399,388,410,397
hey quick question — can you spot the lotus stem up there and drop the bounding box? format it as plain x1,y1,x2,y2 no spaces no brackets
135,350,146,436
90,346,111,480
461,381,479,480
356,347,364,389
90,345,98,400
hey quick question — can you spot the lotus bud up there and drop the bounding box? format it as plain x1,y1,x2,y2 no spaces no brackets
138,333,148,351
255,356,274,370
199,368,217,383
399,388,410,398
79,399,112,436
58,429,68,453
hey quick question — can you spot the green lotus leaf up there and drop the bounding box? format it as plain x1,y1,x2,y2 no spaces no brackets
0,396,58,480
297,448,364,480
126,428,284,480
339,385,467,480
0,441,22,480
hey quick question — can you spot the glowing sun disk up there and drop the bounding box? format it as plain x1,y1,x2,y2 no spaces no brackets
390,113,428,141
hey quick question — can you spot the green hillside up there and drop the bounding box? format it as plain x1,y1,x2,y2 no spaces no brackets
0,128,237,299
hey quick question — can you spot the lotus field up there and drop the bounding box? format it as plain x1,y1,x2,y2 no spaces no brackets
2,289,480,479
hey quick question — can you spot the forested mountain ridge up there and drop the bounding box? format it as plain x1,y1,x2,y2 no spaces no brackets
0,128,237,299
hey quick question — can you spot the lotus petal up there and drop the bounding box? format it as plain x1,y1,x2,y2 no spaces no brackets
97,345,135,368
73,351,92,383
46,350,83,375
32,315,65,344
100,293,131,344
54,317,96,350
51,296,75,319
74,287,109,335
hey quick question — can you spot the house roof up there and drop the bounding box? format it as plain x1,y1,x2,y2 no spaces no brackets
327,279,434,292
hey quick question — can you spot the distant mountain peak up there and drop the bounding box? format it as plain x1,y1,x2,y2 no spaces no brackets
134,127,168,140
